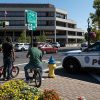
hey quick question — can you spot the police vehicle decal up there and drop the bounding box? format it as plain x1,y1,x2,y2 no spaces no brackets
84,56,90,64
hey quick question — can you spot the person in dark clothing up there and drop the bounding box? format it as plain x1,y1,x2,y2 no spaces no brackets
2,37,15,80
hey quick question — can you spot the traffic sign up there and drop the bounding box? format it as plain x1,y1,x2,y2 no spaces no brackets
27,24,32,30
25,10,37,30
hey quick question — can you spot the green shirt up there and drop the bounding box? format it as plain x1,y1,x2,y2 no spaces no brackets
28,47,42,66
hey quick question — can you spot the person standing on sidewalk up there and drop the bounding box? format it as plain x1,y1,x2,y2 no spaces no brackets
2,37,15,80
24,42,43,83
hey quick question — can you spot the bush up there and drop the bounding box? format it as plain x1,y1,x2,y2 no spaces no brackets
40,89,61,100
0,80,62,100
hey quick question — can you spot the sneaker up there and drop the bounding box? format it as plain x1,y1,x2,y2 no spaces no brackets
6,77,11,81
2,78,7,81
42,78,44,81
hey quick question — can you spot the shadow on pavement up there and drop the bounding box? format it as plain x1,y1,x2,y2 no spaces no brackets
55,68,100,84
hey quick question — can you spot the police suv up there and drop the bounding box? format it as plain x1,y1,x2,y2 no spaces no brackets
62,41,100,73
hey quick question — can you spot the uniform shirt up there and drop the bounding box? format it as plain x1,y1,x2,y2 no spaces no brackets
2,42,13,58
28,47,42,66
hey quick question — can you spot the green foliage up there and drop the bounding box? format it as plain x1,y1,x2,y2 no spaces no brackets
95,30,100,40
26,36,31,43
36,34,47,42
90,0,100,29
0,80,62,100
18,31,26,43
84,32,88,41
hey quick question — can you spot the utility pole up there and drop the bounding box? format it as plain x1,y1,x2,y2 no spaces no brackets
4,11,7,36
87,18,91,48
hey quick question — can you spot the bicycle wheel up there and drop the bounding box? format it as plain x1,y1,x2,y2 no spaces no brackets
34,70,42,88
11,66,19,78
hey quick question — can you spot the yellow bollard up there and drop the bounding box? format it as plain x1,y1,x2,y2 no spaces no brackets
48,56,56,78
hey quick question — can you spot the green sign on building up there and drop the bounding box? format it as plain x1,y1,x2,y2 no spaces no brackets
25,10,37,30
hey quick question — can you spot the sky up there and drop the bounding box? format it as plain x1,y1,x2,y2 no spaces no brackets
0,0,95,31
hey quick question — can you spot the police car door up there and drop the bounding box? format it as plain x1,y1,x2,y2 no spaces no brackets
81,42,100,68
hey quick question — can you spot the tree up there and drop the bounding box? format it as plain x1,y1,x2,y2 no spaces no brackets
18,31,26,43
36,34,47,42
26,36,31,43
89,0,100,41
90,0,100,30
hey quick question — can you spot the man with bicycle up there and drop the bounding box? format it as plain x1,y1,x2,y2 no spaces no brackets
24,41,43,83
2,37,15,80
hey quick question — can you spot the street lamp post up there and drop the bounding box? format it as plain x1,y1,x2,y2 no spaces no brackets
4,11,7,36
87,18,91,48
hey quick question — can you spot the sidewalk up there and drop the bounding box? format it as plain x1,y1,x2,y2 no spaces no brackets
15,67,100,100
1,68,100,100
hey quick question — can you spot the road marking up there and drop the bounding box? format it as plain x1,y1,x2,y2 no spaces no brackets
14,63,27,66
43,65,62,72
18,65,62,74
90,73,100,82
14,60,61,66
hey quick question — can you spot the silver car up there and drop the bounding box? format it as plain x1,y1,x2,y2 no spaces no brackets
14,43,30,51
51,42,60,48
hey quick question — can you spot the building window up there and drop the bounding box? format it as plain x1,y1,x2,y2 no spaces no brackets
47,21,54,26
47,12,54,17
56,13,66,19
77,32,83,36
37,12,47,17
38,20,54,26
37,12,54,17
56,21,66,27
68,23,75,28
38,20,47,26
0,11,24,17
9,20,24,26
68,31,75,36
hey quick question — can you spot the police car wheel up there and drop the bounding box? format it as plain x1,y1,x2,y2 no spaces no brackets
63,58,80,73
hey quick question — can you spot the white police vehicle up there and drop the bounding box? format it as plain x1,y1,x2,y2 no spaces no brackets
62,41,100,73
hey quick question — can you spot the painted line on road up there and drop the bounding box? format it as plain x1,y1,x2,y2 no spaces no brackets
16,64,62,74
16,62,100,83
14,63,27,66
90,73,100,82
42,60,61,64
43,65,62,72
14,60,61,66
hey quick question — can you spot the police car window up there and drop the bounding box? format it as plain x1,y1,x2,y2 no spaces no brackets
88,43,100,51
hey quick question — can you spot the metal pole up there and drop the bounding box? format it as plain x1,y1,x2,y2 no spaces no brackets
87,18,91,48
54,11,56,42
31,30,33,47
4,11,7,37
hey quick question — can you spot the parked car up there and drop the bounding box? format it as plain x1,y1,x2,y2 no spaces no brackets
39,43,58,54
80,42,88,50
80,42,94,51
51,42,60,48
14,43,30,51
59,42,65,47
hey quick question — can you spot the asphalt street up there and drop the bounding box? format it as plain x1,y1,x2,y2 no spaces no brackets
0,47,100,83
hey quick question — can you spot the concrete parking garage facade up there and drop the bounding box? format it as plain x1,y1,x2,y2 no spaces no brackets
0,3,84,45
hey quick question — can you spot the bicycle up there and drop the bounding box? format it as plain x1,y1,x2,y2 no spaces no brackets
28,67,42,88
0,63,19,80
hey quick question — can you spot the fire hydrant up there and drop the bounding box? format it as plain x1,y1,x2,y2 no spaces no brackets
48,56,56,78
